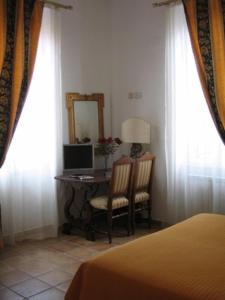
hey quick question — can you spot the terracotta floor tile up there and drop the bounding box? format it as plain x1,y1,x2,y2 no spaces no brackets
54,260,81,275
65,246,99,259
112,235,136,244
76,251,102,262
87,241,115,251
37,270,72,286
29,287,65,300
67,236,84,243
47,240,78,252
33,250,63,261
10,278,50,298
46,253,77,266
0,270,31,287
15,246,43,255
18,248,59,258
58,233,75,240
23,250,62,263
15,259,56,276
35,237,59,245
0,287,24,300
14,243,39,251
0,225,161,299
56,279,72,292
16,238,57,249
3,255,32,267
0,262,15,275
0,248,21,260
74,238,98,247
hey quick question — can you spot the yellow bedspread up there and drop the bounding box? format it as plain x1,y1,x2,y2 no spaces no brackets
65,213,225,300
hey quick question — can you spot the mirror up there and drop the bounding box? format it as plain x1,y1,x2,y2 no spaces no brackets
66,93,104,144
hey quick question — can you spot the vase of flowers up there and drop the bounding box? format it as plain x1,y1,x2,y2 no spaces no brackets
95,137,122,171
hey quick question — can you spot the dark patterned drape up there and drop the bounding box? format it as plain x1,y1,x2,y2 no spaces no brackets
0,0,43,167
183,0,225,144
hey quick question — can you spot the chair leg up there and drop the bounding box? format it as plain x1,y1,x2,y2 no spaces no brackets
127,205,131,236
132,203,136,235
107,210,112,244
86,205,95,241
147,200,152,229
85,203,91,240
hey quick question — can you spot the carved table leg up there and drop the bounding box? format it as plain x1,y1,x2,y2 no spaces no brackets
63,183,77,234
82,183,101,240
61,180,107,237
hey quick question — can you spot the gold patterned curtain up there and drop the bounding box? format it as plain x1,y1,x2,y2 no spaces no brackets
0,0,43,167
183,0,225,143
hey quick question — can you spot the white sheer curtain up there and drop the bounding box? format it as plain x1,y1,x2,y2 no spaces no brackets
0,7,62,244
165,4,225,224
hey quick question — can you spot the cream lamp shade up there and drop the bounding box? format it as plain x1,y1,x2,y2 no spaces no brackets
121,118,150,143
121,118,150,158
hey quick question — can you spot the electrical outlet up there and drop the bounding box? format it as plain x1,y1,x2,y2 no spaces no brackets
137,92,143,99
133,92,143,99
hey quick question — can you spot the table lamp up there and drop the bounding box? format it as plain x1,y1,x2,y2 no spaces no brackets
121,118,150,158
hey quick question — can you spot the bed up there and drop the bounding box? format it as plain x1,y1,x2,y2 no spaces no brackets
65,213,225,300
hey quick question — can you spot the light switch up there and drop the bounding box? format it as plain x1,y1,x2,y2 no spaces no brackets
128,92,143,100
128,92,133,99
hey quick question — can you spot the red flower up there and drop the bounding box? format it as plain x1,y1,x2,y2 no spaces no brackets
98,137,106,144
107,137,113,143
98,137,122,146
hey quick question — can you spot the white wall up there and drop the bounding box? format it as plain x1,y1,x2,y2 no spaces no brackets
110,0,167,221
60,0,167,222
61,0,112,142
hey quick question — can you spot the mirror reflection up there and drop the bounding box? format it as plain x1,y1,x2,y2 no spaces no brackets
66,93,104,144
74,101,99,142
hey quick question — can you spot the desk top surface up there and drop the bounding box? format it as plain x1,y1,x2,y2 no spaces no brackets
55,173,110,184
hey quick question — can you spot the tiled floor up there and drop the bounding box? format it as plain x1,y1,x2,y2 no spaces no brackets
0,225,160,300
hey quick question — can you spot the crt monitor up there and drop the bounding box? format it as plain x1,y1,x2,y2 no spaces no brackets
63,144,94,173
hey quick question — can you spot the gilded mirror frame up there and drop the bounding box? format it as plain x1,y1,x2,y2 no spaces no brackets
66,92,104,144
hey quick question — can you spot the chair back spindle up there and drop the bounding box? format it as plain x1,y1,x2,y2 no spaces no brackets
131,152,155,234
135,160,153,191
111,164,132,195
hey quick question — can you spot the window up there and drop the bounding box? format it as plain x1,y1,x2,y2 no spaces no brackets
0,8,62,244
165,4,225,223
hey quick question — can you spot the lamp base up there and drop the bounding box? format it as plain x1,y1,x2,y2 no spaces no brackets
130,143,143,158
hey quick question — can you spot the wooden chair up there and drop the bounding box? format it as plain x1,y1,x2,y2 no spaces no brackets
88,156,134,243
131,152,155,234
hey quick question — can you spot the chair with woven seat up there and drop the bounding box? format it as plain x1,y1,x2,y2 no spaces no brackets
131,152,155,234
88,156,134,243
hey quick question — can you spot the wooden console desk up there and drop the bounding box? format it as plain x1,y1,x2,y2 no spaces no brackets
55,173,109,239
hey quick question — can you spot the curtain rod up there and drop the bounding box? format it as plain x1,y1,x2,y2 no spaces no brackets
152,0,181,7
40,0,73,10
